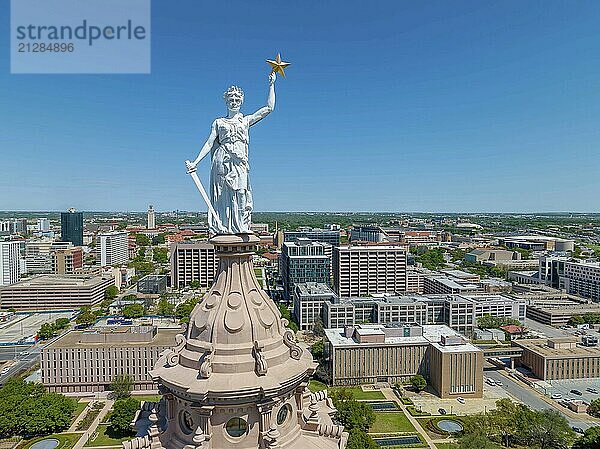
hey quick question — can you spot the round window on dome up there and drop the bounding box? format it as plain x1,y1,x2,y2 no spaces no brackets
179,410,194,435
277,404,291,426
225,417,248,438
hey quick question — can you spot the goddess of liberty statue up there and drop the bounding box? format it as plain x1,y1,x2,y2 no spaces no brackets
185,71,277,235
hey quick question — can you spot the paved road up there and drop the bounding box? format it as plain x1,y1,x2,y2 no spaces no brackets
485,369,594,430
524,318,570,338
0,345,41,384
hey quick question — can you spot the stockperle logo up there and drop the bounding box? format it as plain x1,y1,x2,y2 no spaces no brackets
11,0,151,74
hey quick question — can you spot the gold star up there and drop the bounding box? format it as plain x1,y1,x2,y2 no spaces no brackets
266,53,291,77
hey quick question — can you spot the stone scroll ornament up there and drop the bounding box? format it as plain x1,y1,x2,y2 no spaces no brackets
184,54,291,235
165,334,187,367
281,318,302,360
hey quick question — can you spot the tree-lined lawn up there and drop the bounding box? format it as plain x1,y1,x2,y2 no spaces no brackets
85,424,134,447
369,411,416,434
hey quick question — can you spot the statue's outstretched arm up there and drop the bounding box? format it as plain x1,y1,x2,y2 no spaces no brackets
247,72,276,126
186,120,218,171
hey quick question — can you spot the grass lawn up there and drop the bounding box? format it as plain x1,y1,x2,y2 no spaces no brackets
329,386,385,400
131,394,161,402
71,401,89,423
21,433,81,449
370,411,416,434
435,444,459,449
308,379,328,392
85,424,134,447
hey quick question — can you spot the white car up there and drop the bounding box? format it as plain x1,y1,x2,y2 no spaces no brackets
551,393,562,400
457,397,465,404
495,380,503,386
486,378,495,386
1,368,9,375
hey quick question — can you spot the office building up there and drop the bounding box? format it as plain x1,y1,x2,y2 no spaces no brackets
465,249,521,264
323,300,355,329
539,254,569,289
37,218,50,232
349,225,388,243
41,325,178,393
170,241,218,289
51,247,83,275
406,267,425,293
137,274,168,295
97,231,128,266
516,337,600,381
563,260,600,301
0,274,113,310
333,244,407,297
61,209,83,246
292,282,337,331
325,324,483,398
498,236,575,252
283,228,341,247
0,240,21,286
147,205,156,229
526,302,600,326
281,239,331,300
423,270,482,295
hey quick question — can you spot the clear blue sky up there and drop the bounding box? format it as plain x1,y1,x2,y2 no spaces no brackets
1,1,599,212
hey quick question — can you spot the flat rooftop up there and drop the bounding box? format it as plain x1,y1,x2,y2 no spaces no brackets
325,324,481,353
296,282,336,296
45,326,178,349
516,338,600,358
1,274,111,289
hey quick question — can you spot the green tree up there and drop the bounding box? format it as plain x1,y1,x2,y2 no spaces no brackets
155,298,175,317
459,432,499,449
109,374,134,400
76,309,97,327
189,279,201,289
152,247,168,264
330,388,375,433
415,248,446,270
54,318,70,330
152,234,166,245
488,398,523,447
122,304,144,319
135,234,151,246
104,285,119,300
0,378,76,438
588,398,600,418
574,426,600,449
176,297,200,323
277,304,299,332
108,397,140,436
37,322,57,340
346,429,379,449
409,374,427,392
520,409,574,449
312,318,325,337
311,339,324,362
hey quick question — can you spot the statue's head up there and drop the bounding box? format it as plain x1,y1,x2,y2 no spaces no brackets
223,86,244,112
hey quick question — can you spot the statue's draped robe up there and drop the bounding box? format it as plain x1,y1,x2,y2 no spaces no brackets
209,115,253,234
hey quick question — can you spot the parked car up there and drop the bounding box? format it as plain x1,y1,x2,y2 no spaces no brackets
457,397,465,404
570,389,583,396
572,427,585,434
0,368,8,375
438,408,447,415
551,393,562,400
495,380,503,386
587,388,598,394
486,378,495,386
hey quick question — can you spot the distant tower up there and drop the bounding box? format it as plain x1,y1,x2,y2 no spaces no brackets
61,208,83,246
0,240,20,286
147,205,156,230
37,218,50,232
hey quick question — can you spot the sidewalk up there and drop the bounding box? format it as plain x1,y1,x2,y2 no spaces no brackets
73,400,114,449
67,400,92,433
381,388,437,449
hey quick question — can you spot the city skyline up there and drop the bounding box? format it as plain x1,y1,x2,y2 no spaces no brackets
2,1,600,212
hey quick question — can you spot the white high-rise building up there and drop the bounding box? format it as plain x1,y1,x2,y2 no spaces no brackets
37,218,50,232
147,205,156,229
97,231,129,266
0,240,21,286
